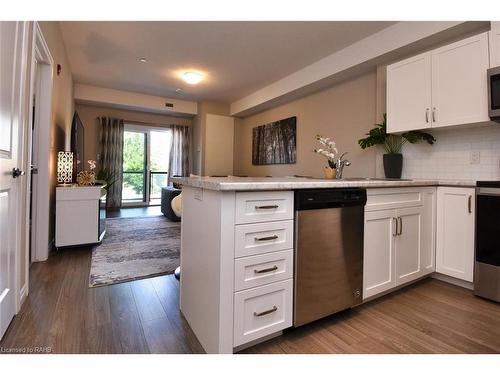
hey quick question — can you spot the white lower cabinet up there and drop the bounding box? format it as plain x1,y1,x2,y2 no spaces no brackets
232,191,294,349
233,279,293,347
436,187,475,282
364,209,397,298
363,188,436,300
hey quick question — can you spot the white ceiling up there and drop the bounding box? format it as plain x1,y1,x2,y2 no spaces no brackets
60,21,395,103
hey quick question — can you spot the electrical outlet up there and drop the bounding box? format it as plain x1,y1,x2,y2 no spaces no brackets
470,151,480,164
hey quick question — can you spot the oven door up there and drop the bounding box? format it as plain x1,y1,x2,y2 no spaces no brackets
476,188,500,267
488,66,500,119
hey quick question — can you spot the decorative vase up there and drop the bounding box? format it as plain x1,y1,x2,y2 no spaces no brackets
323,166,337,179
383,153,403,179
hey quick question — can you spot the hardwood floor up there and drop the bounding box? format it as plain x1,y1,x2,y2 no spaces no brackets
1,247,500,354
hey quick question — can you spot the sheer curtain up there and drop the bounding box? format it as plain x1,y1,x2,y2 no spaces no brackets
168,125,190,183
99,117,124,210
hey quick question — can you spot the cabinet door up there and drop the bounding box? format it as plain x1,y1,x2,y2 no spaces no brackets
363,209,397,299
431,32,490,128
436,187,475,282
386,51,432,133
395,206,423,286
489,22,500,68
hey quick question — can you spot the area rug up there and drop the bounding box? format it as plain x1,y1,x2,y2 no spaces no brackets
89,216,180,287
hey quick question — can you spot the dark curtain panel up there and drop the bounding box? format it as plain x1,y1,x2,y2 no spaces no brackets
99,117,124,210
168,125,190,183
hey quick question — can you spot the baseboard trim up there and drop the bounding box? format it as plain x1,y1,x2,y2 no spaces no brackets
19,283,28,310
431,273,473,290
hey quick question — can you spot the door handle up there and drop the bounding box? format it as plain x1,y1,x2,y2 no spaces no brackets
254,235,279,242
254,265,278,274
398,217,403,235
468,195,472,214
393,217,398,236
432,107,436,122
12,168,25,178
425,108,429,123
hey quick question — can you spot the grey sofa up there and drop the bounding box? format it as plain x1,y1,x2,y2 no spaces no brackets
161,186,181,221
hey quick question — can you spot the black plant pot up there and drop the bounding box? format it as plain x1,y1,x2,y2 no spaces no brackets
383,153,403,179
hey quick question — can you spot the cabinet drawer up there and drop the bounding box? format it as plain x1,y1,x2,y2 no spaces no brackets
233,279,292,347
235,191,293,224
234,249,293,291
235,220,293,258
366,187,428,211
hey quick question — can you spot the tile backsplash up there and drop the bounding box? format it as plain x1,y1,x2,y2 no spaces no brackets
376,124,500,181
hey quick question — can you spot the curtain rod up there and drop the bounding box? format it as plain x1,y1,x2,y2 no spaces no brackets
95,118,189,127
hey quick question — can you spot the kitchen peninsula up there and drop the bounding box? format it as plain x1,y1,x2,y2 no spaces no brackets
172,176,476,354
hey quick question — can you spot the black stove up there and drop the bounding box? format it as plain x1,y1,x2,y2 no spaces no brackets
476,181,500,188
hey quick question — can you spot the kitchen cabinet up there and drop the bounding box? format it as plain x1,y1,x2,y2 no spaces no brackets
386,52,432,133
490,22,500,67
363,187,436,300
436,187,475,282
180,188,293,353
386,32,489,133
431,33,490,128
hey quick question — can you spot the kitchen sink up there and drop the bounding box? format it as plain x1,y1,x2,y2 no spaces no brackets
341,178,412,181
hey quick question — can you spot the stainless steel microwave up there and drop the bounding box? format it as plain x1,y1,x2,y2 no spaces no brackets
488,66,500,120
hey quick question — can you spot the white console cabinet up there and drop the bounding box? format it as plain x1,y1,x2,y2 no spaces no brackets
55,185,107,248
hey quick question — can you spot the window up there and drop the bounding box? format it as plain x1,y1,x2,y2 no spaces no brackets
121,125,172,206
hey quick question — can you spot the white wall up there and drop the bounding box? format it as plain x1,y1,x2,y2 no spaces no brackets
378,125,500,181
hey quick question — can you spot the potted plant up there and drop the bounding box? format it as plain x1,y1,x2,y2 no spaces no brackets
358,114,436,179
313,135,339,179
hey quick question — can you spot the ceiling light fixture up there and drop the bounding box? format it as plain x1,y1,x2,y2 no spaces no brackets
139,57,147,63
182,71,204,85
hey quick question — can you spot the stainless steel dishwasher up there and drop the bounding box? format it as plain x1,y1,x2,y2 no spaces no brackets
294,188,366,327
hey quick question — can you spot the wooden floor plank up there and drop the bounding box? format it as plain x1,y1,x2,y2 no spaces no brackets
130,278,168,323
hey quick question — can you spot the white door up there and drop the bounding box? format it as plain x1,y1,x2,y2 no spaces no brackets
386,51,432,133
0,22,25,340
489,22,500,67
436,187,475,282
395,206,423,286
431,32,490,128
363,209,397,299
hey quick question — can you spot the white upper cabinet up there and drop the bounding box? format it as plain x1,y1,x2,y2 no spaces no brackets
431,33,490,128
489,22,500,67
387,32,490,133
387,52,432,133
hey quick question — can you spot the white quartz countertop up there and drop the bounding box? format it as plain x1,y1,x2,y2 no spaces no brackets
170,176,476,191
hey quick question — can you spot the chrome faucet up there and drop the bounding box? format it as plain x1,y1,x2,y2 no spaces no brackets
335,152,351,179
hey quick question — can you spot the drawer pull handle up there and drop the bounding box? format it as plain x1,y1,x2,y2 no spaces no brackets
254,305,278,317
254,265,278,274
254,235,279,242
255,205,279,210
